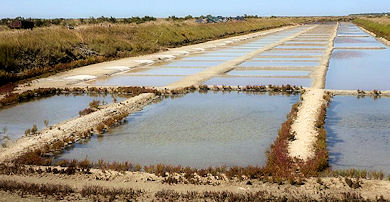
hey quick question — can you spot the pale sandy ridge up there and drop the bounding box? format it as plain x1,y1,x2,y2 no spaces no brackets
289,89,326,160
288,23,338,160
327,89,390,96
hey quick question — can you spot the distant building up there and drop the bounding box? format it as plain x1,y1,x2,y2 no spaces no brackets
9,20,34,30
196,15,245,24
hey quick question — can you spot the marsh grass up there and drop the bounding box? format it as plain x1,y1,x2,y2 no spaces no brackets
354,17,390,41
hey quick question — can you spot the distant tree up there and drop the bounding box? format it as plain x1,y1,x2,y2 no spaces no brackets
184,15,193,20
168,16,179,21
109,16,117,23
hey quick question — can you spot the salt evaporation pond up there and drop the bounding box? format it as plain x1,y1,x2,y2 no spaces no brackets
326,96,390,173
204,77,311,87
326,49,390,90
0,94,124,142
57,92,299,168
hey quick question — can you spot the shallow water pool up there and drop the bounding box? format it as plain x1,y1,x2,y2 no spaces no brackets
204,76,312,87
227,70,311,77
129,68,205,76
326,49,390,90
326,96,390,173
239,61,319,67
163,61,223,67
56,92,299,168
0,94,122,142
91,75,184,87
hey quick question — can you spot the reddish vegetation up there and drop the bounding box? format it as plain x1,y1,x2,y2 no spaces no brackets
0,83,16,94
265,102,300,178
264,92,332,178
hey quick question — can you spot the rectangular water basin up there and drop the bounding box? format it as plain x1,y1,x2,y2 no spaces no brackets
239,61,319,67
56,92,300,168
216,49,254,53
163,61,223,67
260,51,324,57
129,68,205,76
204,76,312,87
201,52,249,57
326,96,390,173
334,37,385,48
227,70,311,77
0,94,123,142
252,57,319,62
326,49,390,90
274,46,327,50
284,41,328,45
90,75,184,87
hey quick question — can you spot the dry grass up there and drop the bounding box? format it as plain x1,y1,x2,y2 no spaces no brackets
0,179,74,199
354,17,390,40
154,189,369,201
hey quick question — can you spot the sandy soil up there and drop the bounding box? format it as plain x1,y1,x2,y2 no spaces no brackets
0,169,390,201
289,89,326,160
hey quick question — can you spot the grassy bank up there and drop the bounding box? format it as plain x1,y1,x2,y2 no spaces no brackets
353,17,390,40
0,17,331,86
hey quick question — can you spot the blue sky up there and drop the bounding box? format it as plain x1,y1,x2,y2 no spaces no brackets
1,0,389,18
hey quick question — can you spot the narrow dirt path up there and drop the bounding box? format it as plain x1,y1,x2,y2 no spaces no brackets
288,23,338,160
0,173,389,200
289,89,326,160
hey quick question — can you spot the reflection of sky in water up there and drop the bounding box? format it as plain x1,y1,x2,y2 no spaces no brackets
326,96,390,173
0,94,124,142
204,77,312,87
227,70,310,77
57,92,299,168
326,49,390,90
239,61,319,67
129,68,205,75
